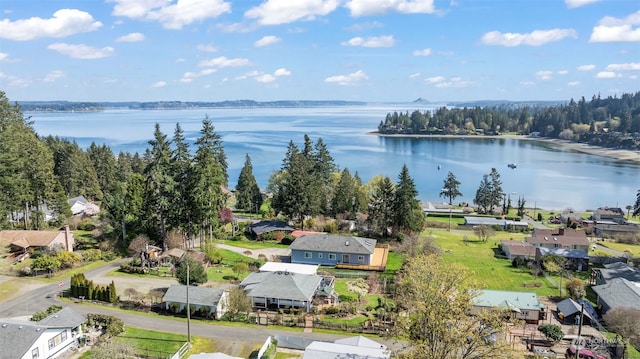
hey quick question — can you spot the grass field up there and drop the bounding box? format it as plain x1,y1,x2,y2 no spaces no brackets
598,240,640,257
428,229,562,297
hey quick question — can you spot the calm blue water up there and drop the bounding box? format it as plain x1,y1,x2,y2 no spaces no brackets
27,105,640,211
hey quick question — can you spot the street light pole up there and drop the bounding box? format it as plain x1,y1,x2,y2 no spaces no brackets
186,262,191,343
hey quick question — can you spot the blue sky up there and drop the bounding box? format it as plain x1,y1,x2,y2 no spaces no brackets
0,0,638,103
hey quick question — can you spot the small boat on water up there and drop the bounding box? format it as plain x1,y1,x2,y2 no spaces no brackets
508,163,517,169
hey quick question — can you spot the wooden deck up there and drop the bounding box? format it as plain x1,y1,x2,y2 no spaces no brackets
335,244,389,271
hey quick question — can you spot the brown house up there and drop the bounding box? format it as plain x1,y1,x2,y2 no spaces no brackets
525,228,590,252
2,226,74,253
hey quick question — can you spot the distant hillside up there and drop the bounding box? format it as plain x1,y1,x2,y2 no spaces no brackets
446,99,565,107
19,99,368,112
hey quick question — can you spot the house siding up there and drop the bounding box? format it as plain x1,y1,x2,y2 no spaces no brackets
290,250,370,266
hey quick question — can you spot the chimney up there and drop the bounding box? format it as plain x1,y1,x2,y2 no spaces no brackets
64,225,73,252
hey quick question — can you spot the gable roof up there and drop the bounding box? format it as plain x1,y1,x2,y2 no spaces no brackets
592,278,640,311
537,247,589,259
304,338,389,359
596,262,640,283
0,307,85,359
289,234,376,255
259,262,319,275
556,298,595,322
163,285,225,307
334,336,387,350
1,230,63,249
240,271,322,302
473,290,545,311
248,220,295,236
501,240,537,257
526,228,589,246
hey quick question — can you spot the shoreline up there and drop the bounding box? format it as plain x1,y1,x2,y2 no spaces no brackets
370,132,640,165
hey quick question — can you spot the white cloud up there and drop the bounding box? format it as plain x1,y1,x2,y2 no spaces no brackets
577,64,596,71
245,0,339,25
342,35,395,47
481,28,577,46
409,72,421,79
568,81,581,86
198,56,250,68
0,52,8,61
152,81,167,88
425,76,445,83
179,68,217,82
345,0,435,16
557,70,568,75
324,70,368,85
274,68,291,76
432,77,472,88
536,70,553,80
590,11,640,42
605,62,640,71
565,0,601,9
346,21,383,31
596,71,618,78
116,32,145,42
254,35,281,47
47,43,114,59
197,44,218,52
256,74,276,83
0,9,102,41
110,0,231,30
412,48,432,56
43,70,64,82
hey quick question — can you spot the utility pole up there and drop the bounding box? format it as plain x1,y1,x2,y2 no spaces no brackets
575,303,585,357
186,262,191,343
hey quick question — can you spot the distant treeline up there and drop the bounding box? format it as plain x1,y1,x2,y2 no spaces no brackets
379,92,640,151
18,99,367,112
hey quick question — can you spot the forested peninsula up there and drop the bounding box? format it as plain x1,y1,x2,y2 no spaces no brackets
377,92,640,151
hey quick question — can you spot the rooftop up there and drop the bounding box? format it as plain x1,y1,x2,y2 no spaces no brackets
289,234,376,255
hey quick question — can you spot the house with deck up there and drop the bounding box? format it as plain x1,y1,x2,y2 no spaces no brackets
525,228,590,252
0,307,85,359
589,261,640,286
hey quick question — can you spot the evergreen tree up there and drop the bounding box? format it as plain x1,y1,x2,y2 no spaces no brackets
144,123,176,249
393,164,424,235
474,174,493,214
633,189,640,217
235,154,262,213
332,168,356,217
170,123,194,241
312,137,337,213
175,256,208,285
87,142,118,195
439,171,462,205
488,168,504,213
368,176,396,238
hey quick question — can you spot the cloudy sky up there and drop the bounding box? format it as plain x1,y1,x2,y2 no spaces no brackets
0,0,638,102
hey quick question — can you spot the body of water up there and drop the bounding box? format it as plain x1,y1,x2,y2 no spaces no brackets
27,105,640,211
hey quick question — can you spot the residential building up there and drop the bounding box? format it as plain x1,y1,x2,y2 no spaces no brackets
591,278,640,314
289,234,376,267
556,298,596,326
500,240,537,261
525,228,590,252
239,271,336,312
0,307,85,359
472,290,546,324
2,226,75,254
258,262,319,275
246,220,295,239
536,247,589,271
303,336,389,359
590,262,640,285
163,285,228,319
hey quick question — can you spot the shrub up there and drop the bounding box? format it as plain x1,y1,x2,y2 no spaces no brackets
82,249,102,262
323,306,340,315
77,218,96,231
538,324,564,341
280,235,295,245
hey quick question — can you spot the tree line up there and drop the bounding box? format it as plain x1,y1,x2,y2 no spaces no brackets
378,91,640,151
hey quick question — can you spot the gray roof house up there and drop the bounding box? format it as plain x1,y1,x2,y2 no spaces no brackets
239,271,334,312
555,298,596,325
289,234,376,267
591,278,640,314
246,220,295,239
163,285,229,319
590,262,640,286
0,307,85,359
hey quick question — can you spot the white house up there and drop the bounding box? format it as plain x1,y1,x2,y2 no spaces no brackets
163,285,229,320
0,307,85,359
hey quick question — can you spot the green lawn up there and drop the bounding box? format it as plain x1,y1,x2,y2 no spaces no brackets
216,239,289,250
429,229,560,297
115,326,188,358
598,241,640,257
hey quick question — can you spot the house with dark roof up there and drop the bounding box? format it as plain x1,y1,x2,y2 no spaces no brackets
0,307,85,359
246,220,295,239
163,285,228,319
289,234,377,267
472,290,546,324
556,298,596,326
536,247,590,271
239,271,336,312
2,226,75,254
525,228,590,252
591,278,640,314
590,262,640,285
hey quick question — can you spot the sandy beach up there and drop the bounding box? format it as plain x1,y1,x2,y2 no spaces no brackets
371,132,640,164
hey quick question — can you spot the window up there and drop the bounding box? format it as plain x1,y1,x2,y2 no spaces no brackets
48,339,55,350
318,253,323,258
328,254,336,260
358,255,364,262
32,348,39,359
304,252,312,259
